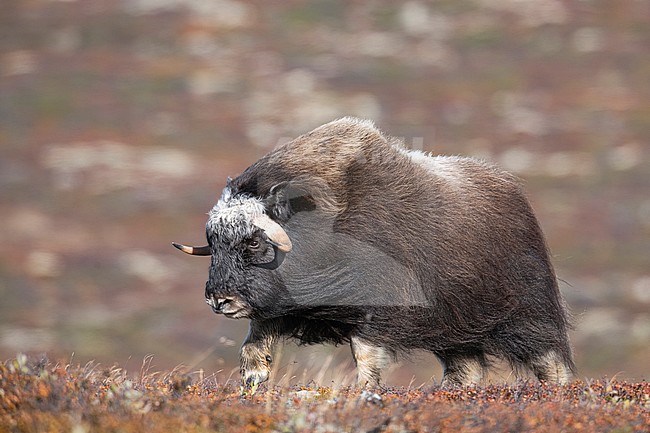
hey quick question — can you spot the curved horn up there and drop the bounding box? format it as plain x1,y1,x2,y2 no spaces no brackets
252,215,292,253
172,242,211,256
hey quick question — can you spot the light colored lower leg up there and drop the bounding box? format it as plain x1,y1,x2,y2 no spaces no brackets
239,320,279,387
532,351,573,384
240,343,273,386
441,357,485,387
350,336,390,387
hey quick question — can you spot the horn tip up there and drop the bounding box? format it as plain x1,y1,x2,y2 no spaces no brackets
171,242,211,256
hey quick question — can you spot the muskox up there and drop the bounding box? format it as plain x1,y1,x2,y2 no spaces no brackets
173,117,575,387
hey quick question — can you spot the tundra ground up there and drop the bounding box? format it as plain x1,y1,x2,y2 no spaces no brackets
1,355,648,433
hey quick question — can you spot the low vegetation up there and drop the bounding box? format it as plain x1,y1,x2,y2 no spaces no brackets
1,355,647,432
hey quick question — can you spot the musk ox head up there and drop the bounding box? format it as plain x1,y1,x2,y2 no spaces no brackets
174,175,430,321
173,184,294,320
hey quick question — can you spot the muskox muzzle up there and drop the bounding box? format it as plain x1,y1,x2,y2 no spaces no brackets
205,295,250,318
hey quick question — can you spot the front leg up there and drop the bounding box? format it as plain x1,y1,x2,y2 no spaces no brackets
240,319,282,388
350,336,391,387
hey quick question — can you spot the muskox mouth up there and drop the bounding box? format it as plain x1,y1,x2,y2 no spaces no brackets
206,296,251,319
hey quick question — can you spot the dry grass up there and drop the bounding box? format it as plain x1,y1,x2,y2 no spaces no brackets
1,355,648,433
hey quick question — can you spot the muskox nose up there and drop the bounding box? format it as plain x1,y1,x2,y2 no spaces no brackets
206,296,233,313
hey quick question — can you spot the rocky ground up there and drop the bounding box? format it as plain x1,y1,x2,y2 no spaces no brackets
1,355,649,433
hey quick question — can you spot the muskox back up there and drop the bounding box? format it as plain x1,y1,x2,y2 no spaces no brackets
179,117,575,386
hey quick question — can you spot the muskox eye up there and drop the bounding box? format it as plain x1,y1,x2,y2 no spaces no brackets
248,239,262,251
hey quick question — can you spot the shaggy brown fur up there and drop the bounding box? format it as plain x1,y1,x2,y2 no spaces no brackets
177,117,576,387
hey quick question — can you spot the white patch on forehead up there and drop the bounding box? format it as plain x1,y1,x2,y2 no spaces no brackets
209,192,265,225
206,187,266,242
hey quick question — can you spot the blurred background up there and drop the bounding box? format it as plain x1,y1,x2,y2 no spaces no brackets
1,0,648,385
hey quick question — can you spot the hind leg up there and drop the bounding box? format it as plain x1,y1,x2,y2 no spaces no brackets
530,350,574,384
440,354,486,387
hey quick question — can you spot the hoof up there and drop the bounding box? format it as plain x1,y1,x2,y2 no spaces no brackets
242,369,269,389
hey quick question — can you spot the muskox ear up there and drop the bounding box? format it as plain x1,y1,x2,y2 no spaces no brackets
265,181,316,221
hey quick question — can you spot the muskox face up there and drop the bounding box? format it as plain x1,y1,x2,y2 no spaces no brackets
173,185,294,320
174,177,431,318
